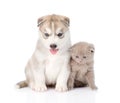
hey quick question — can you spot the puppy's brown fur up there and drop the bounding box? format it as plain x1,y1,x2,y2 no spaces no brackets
68,42,97,90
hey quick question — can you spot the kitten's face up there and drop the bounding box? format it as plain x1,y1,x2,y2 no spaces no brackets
70,42,94,64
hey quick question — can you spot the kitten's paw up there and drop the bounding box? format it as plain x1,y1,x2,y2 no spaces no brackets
30,84,47,92
68,84,74,90
68,86,74,90
91,86,98,90
55,85,68,92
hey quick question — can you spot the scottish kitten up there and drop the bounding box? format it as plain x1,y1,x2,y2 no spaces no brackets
68,42,97,90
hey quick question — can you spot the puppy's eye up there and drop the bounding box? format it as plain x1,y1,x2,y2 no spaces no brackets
57,33,63,37
83,56,87,59
44,33,49,37
76,56,79,58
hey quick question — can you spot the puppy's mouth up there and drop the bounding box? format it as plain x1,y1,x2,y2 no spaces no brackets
50,49,59,55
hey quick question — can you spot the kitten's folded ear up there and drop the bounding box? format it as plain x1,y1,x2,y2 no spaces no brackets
89,44,95,53
68,43,77,53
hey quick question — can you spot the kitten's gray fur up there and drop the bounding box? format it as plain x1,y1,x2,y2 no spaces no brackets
68,42,97,90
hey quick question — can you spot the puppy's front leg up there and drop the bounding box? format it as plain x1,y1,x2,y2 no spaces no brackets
55,64,70,92
32,65,47,92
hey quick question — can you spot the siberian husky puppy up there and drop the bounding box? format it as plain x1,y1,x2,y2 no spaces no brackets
16,14,71,92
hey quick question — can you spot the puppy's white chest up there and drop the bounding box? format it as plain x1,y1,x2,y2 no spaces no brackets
45,55,62,84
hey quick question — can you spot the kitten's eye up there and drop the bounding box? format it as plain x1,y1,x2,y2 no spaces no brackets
76,56,79,58
91,50,94,53
83,56,87,59
44,33,49,37
57,33,63,37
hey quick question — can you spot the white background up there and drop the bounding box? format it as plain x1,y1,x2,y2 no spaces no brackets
0,0,120,103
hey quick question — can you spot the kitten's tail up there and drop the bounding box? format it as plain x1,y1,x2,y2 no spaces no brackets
15,80,28,89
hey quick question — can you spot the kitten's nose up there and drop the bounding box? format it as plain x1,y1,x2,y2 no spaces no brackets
50,44,57,49
79,58,82,62
79,59,82,62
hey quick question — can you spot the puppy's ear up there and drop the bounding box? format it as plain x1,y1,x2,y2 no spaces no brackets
61,16,70,27
37,16,46,27
89,44,95,53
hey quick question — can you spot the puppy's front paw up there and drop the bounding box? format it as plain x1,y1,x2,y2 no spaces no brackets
30,84,47,92
55,85,68,92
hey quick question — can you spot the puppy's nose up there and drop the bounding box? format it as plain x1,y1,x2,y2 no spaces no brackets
50,44,57,49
